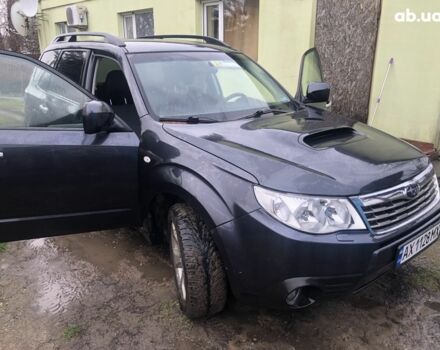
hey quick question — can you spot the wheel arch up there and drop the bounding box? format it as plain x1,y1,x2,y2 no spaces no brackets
141,165,235,237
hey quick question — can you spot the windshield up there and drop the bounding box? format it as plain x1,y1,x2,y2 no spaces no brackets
130,51,293,122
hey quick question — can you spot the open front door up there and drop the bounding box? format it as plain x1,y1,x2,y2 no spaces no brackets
0,51,140,242
295,48,331,109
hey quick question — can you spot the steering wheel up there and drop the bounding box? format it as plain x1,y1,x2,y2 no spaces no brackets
225,92,249,103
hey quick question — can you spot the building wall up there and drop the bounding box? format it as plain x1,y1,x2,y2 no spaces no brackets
38,0,200,49
315,0,381,123
258,0,316,93
368,0,440,145
38,0,316,95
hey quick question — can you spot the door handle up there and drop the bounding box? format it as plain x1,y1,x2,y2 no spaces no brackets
0,152,4,158
39,104,49,113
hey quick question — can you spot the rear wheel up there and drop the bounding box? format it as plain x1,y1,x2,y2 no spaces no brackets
168,203,227,319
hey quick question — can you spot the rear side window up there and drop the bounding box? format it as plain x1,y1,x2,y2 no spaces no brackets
40,50,60,68
56,50,88,85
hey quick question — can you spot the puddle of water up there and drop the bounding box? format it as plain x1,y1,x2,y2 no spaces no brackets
29,238,47,249
24,230,172,315
55,230,173,281
37,277,84,314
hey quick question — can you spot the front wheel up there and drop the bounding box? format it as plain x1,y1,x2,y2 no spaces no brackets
168,203,227,319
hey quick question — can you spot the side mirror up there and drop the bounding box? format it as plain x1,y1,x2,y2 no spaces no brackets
81,101,115,134
295,48,331,107
305,82,330,104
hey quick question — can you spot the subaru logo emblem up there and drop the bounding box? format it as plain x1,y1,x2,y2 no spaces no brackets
405,183,420,199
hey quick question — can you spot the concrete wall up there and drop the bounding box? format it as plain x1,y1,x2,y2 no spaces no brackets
38,0,316,95
368,0,440,145
315,0,381,123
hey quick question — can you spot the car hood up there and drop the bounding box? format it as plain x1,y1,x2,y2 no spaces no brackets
163,108,429,196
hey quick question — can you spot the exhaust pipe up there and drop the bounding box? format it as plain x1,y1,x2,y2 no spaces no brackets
286,288,316,309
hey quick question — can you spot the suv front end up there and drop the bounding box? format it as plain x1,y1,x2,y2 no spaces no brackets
215,164,440,309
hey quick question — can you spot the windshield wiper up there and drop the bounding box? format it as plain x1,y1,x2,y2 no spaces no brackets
238,108,293,120
160,116,218,124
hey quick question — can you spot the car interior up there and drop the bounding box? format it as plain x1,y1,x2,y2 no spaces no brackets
93,56,140,133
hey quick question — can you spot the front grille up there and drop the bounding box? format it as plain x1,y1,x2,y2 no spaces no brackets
357,165,440,235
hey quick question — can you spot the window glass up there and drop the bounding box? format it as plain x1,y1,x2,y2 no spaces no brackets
93,56,121,97
92,57,138,131
56,22,75,34
57,51,87,85
40,50,60,68
123,15,134,39
224,0,259,60
0,54,90,128
135,12,154,37
131,52,291,121
205,3,220,39
122,11,154,39
94,57,121,86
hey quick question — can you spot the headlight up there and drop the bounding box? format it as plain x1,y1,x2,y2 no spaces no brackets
254,186,366,234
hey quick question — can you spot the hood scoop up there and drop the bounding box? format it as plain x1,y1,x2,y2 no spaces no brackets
303,127,365,149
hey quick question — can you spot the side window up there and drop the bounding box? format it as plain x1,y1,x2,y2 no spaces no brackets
92,56,139,131
0,53,90,128
56,50,88,85
92,56,121,98
40,50,61,68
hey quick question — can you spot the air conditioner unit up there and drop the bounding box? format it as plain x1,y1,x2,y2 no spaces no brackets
66,5,88,28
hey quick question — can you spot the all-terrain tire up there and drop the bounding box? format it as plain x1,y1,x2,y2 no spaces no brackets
168,203,227,319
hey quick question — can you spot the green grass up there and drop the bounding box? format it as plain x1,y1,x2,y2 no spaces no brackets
63,325,81,340
0,243,6,253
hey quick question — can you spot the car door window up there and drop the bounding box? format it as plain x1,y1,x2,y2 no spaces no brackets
0,52,90,128
56,50,88,85
40,50,61,68
92,56,139,132
92,56,121,98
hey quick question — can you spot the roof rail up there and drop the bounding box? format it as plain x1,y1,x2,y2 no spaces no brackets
52,32,126,47
139,35,231,48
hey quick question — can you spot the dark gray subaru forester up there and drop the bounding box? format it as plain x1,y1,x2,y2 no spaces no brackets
0,33,438,319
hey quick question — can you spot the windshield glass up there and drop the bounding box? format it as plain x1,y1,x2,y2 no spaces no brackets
130,52,293,121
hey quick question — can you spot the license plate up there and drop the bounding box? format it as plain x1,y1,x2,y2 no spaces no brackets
396,223,440,267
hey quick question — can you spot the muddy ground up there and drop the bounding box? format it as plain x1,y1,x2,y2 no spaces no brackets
0,229,439,350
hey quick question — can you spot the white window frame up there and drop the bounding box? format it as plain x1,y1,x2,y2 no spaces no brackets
122,10,154,39
56,22,75,35
202,1,224,40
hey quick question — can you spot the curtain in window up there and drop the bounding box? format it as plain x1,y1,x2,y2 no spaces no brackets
223,0,259,60
135,12,155,37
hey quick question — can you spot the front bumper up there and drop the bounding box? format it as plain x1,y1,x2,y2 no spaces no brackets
214,205,440,309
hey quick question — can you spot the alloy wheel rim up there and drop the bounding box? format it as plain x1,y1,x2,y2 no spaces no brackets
171,222,186,301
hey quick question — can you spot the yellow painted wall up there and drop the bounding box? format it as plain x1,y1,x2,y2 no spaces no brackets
368,0,440,145
39,0,199,49
38,0,316,95
258,0,316,94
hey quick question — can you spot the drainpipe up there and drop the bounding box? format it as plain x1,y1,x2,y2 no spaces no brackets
369,57,394,126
